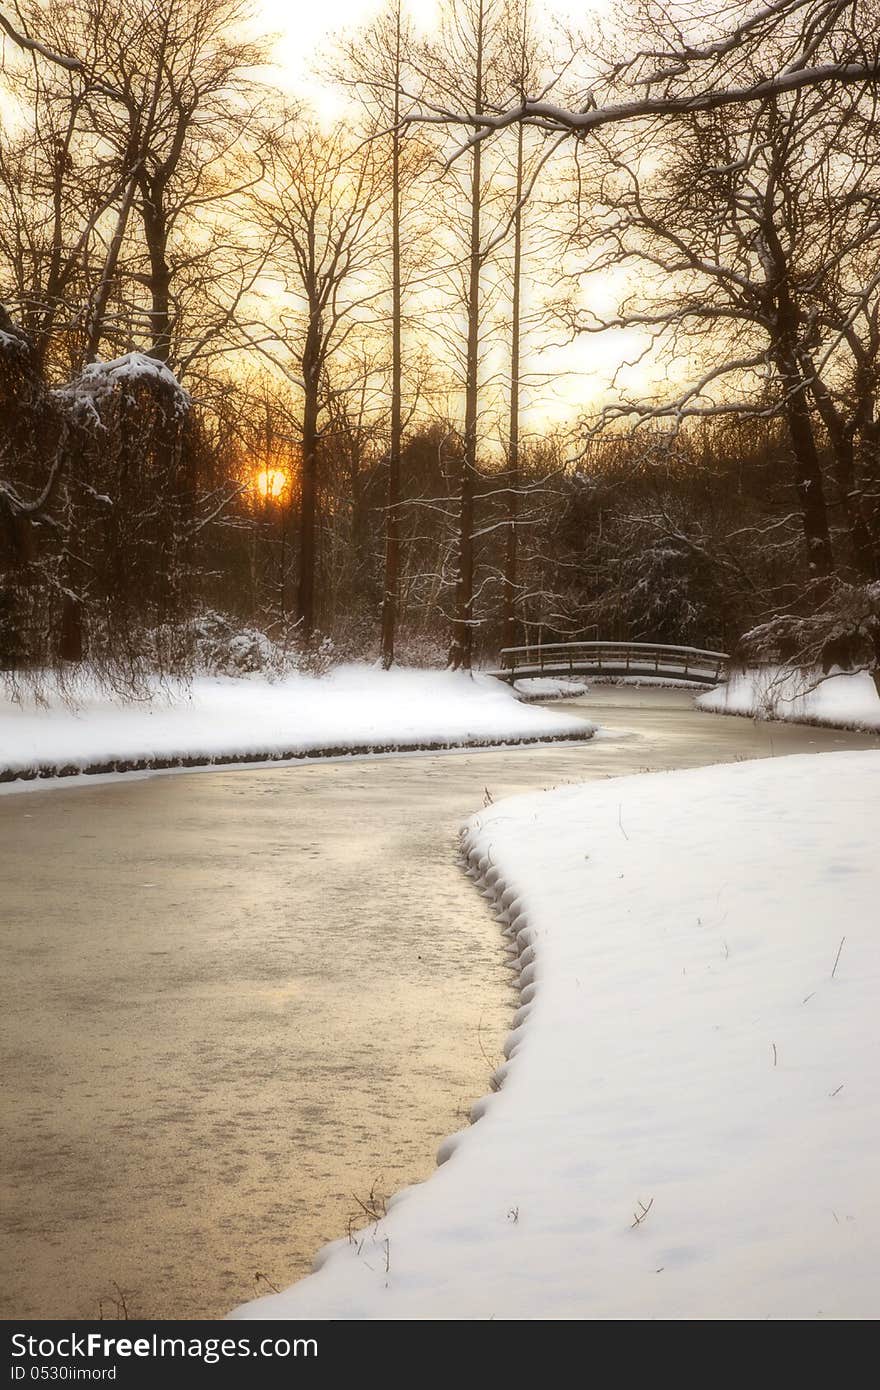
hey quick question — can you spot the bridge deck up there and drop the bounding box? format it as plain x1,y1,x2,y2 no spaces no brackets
490,641,728,687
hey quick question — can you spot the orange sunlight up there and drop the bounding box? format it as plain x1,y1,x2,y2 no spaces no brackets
254,466,291,502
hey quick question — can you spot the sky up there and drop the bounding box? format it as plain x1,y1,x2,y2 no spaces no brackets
264,0,438,102
257,0,642,429
262,0,609,109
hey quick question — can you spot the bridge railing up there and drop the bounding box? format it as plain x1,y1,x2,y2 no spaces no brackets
497,640,729,684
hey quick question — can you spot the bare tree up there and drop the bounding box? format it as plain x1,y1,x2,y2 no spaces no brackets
252,121,383,637
500,0,548,652
339,0,432,667
0,0,131,372
413,0,511,669
1,0,270,381
87,0,269,373
564,79,880,586
410,1,880,147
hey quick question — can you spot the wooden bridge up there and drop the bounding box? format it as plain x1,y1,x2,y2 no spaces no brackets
493,640,729,687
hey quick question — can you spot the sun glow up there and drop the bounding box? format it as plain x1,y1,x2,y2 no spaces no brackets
254,466,291,501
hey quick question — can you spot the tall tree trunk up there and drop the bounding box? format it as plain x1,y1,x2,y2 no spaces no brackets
34,96,83,365
59,592,83,661
140,177,173,364
83,173,138,365
825,429,877,578
807,368,879,579
381,3,403,670
771,295,834,578
449,0,484,671
297,317,321,636
779,372,835,577
502,117,524,653
760,209,835,579
58,473,83,662
861,419,880,563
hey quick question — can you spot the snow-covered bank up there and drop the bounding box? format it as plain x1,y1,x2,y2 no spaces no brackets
233,750,880,1321
589,673,710,690
0,666,593,785
699,665,880,732
513,676,591,699
513,674,709,701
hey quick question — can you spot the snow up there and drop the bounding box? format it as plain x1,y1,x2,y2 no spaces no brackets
75,351,187,396
513,675,707,699
0,324,31,357
699,665,880,732
588,674,709,690
233,750,880,1321
56,352,190,421
514,676,590,699
0,666,592,785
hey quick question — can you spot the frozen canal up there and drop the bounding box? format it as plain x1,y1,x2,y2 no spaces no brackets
1,688,876,1318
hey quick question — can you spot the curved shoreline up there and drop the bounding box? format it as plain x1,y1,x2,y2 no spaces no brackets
234,745,880,1320
229,826,530,1320
0,727,593,787
7,691,875,1319
696,703,880,736
229,694,880,1320
440,829,536,1153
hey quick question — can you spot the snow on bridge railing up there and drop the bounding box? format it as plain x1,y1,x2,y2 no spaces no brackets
495,640,730,685
500,640,730,660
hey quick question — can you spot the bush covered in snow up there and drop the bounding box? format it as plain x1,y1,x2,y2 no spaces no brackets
2,326,201,692
183,612,343,680
186,611,283,676
740,581,880,695
698,664,880,730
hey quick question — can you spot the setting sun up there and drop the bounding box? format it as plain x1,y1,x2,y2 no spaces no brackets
254,466,291,501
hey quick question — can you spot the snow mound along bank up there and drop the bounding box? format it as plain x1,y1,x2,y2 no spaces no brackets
514,676,591,700
699,665,880,732
514,675,710,701
0,665,594,788
232,750,880,1321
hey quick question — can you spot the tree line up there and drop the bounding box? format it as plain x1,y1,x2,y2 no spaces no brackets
2,0,879,688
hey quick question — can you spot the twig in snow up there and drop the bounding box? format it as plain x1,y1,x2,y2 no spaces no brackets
631,1197,654,1228
349,1178,387,1232
829,1084,844,1098
831,936,846,979
476,1012,496,1073
618,803,629,840
771,1042,778,1067
98,1282,131,1321
483,786,494,806
254,1271,280,1294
